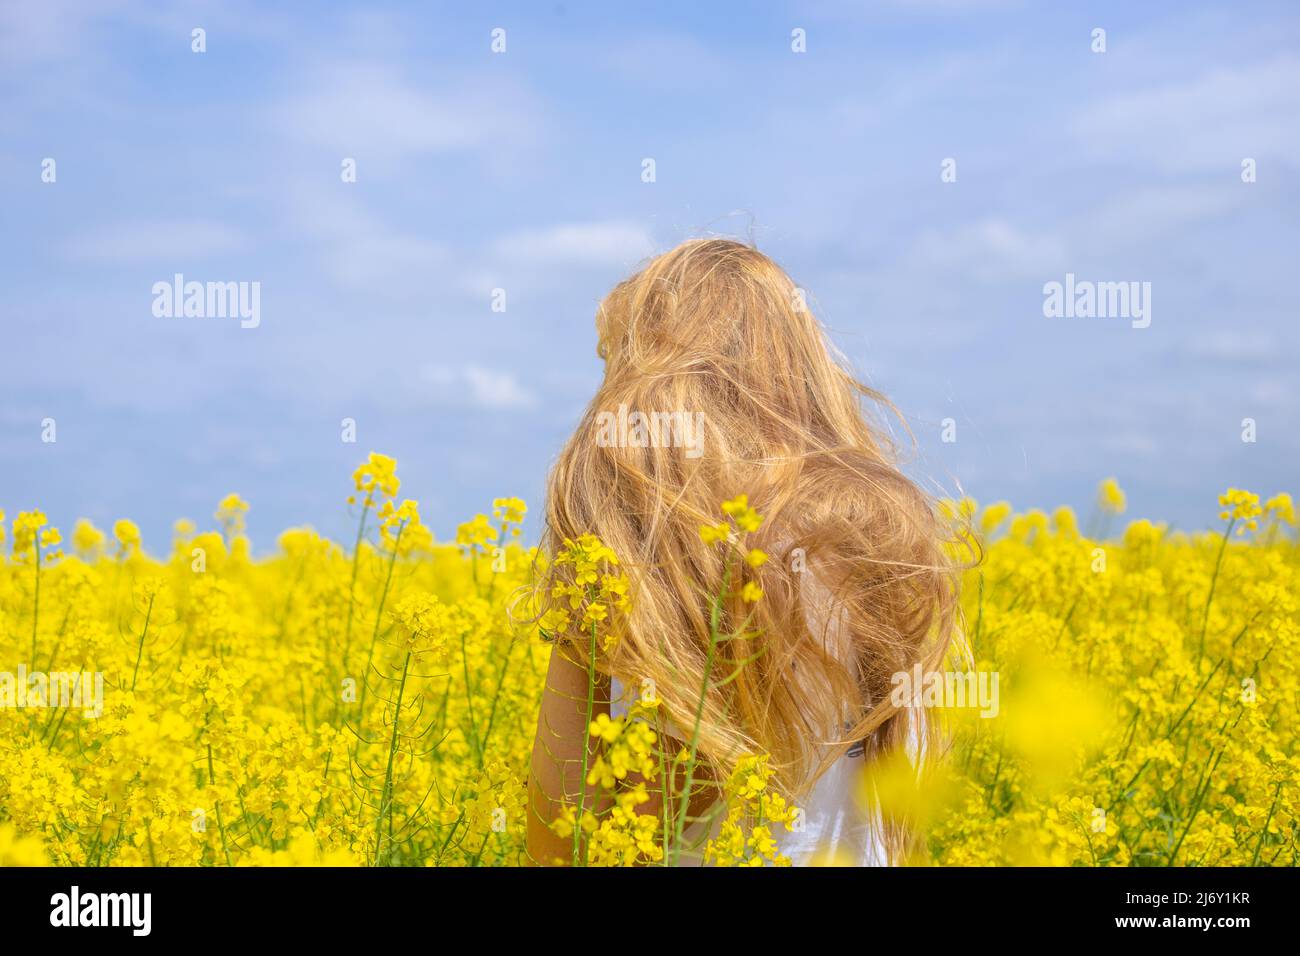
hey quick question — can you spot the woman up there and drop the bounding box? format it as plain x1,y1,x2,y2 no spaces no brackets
526,238,963,866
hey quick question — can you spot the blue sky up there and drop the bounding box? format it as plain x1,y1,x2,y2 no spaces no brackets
2,0,1297,552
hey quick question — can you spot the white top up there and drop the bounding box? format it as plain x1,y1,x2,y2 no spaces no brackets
609,675,890,866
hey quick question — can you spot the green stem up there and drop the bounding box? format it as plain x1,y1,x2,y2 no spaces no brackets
477,639,515,768
460,630,482,764
356,521,404,726
671,561,730,864
373,650,412,866
338,501,371,717
30,544,41,665
130,595,155,692
484,518,509,602
1251,782,1283,866
1197,519,1233,665
207,742,233,866
572,621,598,867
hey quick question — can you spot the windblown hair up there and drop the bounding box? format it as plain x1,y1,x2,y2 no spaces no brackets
541,238,965,862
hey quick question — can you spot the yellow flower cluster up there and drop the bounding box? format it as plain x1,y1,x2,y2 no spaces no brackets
1098,477,1127,515
587,713,657,788
0,470,1294,868
1218,487,1263,535
9,510,62,564
699,494,767,603
578,713,663,867
704,754,800,867
920,479,1299,866
542,533,631,650
349,452,400,506
0,455,544,866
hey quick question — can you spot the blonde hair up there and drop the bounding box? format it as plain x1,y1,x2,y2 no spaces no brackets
541,238,964,861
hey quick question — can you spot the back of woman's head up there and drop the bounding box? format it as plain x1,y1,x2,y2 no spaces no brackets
542,237,963,856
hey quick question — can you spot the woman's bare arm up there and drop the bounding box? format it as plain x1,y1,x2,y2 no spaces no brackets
526,644,609,865
527,647,724,865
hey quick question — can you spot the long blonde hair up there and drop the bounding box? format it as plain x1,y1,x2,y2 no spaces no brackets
541,238,963,860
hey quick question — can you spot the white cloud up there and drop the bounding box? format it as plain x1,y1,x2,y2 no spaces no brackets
1071,57,1300,171
463,365,537,409
274,62,541,163
275,183,477,296
64,220,249,262
808,0,1025,16
1075,184,1239,248
907,218,1067,282
594,34,733,92
1179,332,1289,366
329,234,454,289
492,221,656,268
1248,379,1293,409
1099,431,1161,458
421,364,537,409
0,0,122,66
